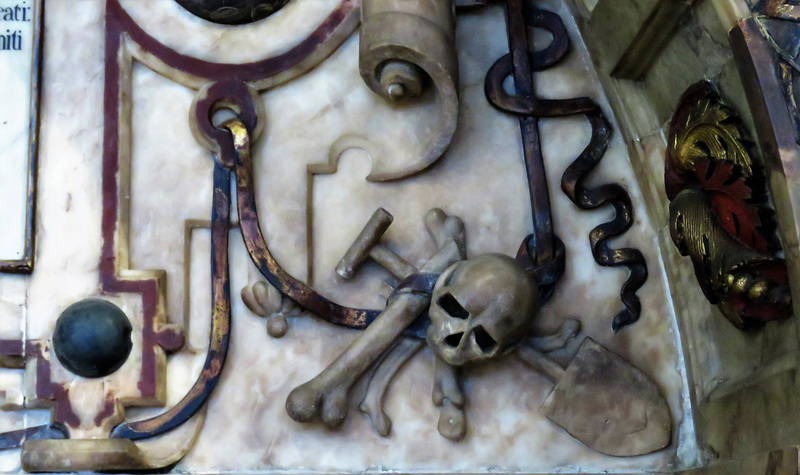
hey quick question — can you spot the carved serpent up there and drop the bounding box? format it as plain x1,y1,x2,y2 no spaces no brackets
561,112,648,331
484,0,647,331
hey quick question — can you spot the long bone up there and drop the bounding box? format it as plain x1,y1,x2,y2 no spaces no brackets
358,338,423,436
356,209,469,436
286,209,466,428
432,356,466,441
424,211,470,440
515,345,567,379
526,319,581,352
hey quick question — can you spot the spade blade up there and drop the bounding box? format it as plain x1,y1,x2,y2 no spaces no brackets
540,338,671,457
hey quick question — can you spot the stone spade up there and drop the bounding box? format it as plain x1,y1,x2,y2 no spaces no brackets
516,338,671,457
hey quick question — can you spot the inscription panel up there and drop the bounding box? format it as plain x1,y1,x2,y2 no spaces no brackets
0,0,38,270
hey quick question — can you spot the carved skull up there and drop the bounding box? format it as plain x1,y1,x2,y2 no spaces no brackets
426,254,539,366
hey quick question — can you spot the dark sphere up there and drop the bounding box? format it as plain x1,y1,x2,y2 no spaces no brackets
175,0,291,25
53,299,133,379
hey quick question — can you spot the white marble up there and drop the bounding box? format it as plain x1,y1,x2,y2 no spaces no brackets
0,0,698,473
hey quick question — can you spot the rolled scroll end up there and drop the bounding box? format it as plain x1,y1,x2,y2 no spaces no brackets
357,0,460,181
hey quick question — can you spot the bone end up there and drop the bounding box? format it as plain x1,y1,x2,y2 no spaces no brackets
562,319,581,340
437,402,466,441
267,314,288,338
286,385,323,423
359,401,392,437
241,285,265,316
336,265,354,280
424,208,466,254
286,381,351,429
336,208,394,279
321,386,349,428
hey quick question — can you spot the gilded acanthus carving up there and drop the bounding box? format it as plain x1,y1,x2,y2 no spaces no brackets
665,81,792,329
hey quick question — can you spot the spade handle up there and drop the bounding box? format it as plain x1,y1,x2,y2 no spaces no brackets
515,345,566,382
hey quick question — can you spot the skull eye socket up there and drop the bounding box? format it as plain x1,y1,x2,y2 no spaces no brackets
438,294,469,320
473,325,496,353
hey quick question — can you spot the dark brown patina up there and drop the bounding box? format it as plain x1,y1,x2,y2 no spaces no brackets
174,0,291,25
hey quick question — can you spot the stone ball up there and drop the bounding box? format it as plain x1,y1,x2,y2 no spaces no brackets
53,299,133,379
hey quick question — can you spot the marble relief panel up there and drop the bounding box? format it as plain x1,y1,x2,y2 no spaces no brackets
0,0,700,473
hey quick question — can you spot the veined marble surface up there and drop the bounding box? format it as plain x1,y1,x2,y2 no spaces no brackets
0,0,695,473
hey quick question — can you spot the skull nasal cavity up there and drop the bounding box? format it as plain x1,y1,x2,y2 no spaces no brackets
438,294,469,319
474,326,496,353
445,332,464,347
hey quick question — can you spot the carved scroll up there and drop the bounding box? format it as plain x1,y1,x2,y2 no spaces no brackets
333,0,459,181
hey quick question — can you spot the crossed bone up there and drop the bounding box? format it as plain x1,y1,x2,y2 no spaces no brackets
285,208,579,439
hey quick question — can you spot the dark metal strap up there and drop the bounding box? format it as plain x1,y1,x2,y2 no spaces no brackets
0,424,68,451
388,273,441,339
233,124,382,330
388,273,440,303
112,146,234,441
